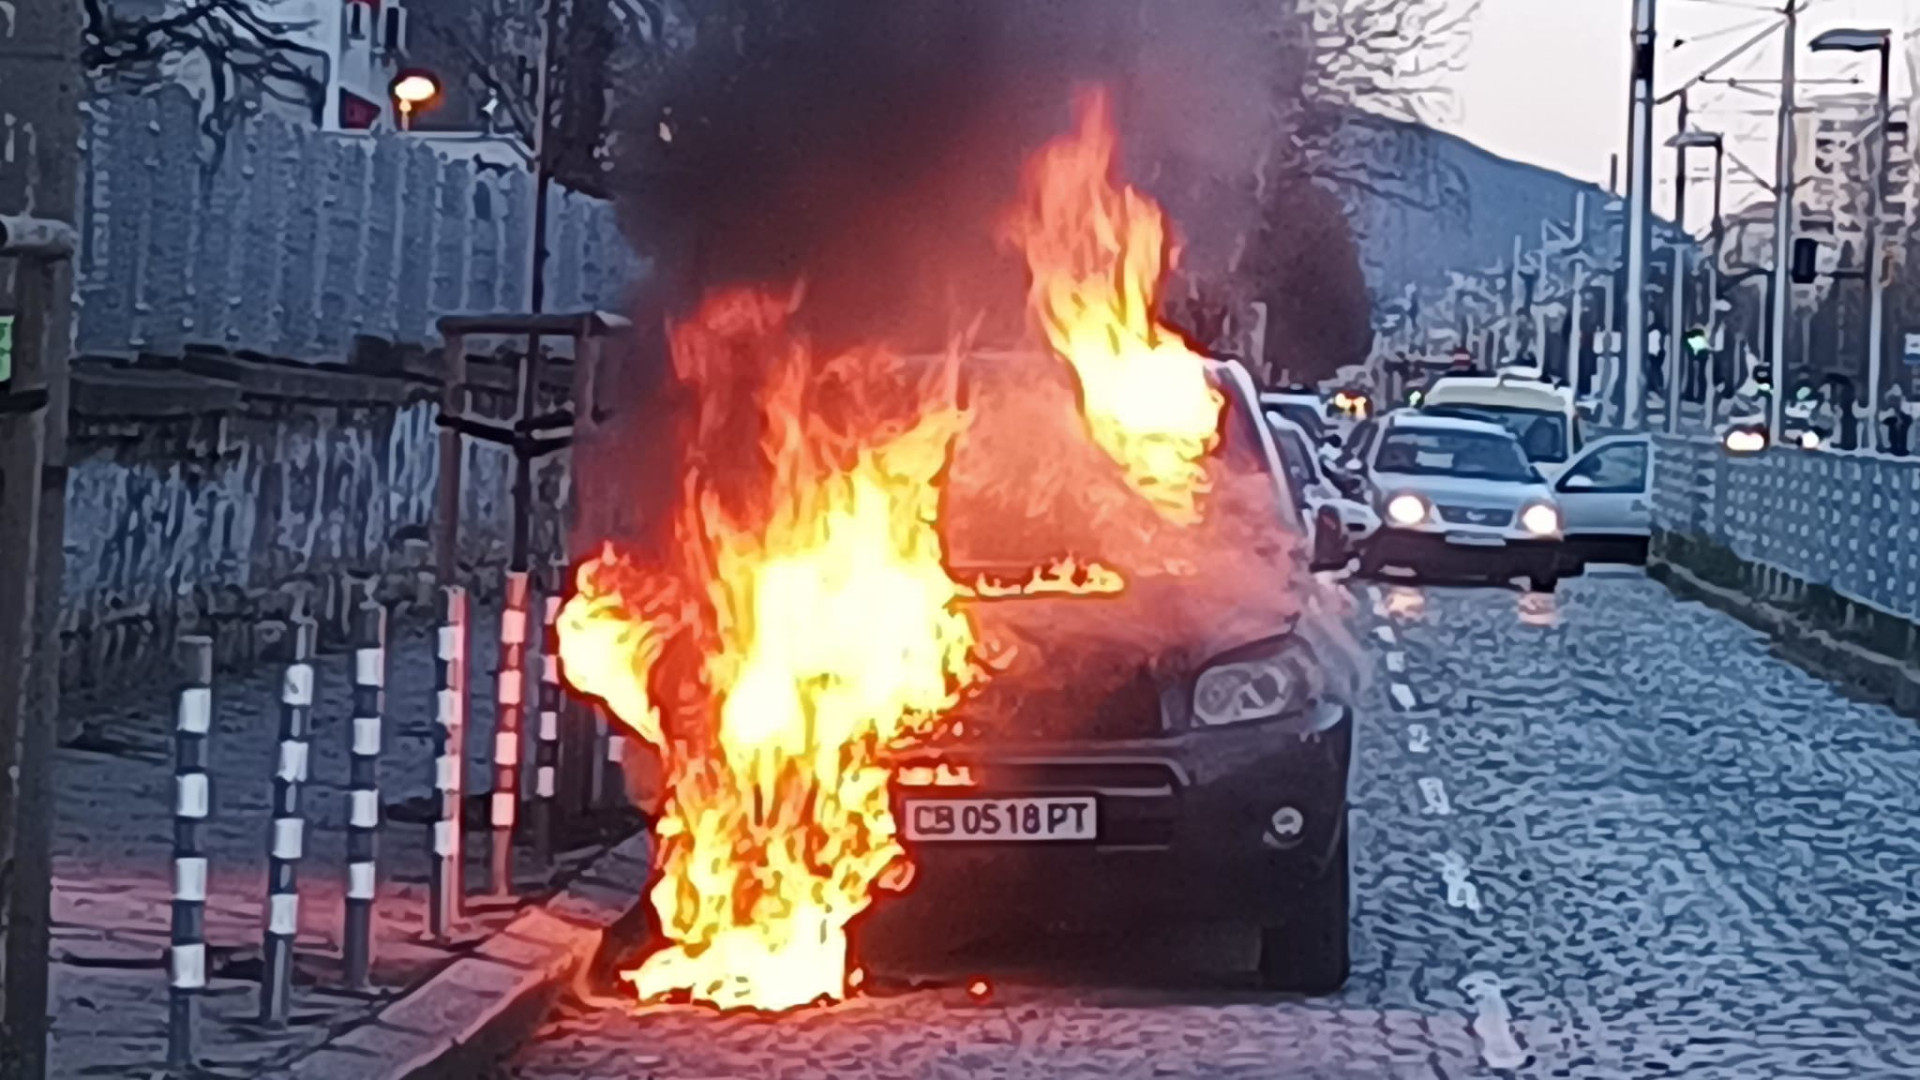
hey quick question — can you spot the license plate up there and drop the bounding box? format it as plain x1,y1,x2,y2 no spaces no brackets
903,797,1097,842
1444,533,1506,547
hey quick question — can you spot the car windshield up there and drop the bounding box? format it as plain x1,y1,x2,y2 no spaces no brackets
1270,402,1326,440
944,358,1294,569
1374,427,1534,482
1423,404,1569,462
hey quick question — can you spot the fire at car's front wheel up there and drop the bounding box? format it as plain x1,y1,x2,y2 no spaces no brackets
1256,827,1351,994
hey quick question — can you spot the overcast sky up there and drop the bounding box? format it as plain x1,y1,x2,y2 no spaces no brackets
1444,0,1918,222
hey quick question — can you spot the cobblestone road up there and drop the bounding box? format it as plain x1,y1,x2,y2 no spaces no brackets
502,571,1920,1080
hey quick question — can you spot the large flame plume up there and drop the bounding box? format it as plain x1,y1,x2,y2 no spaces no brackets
556,90,1252,1014
558,289,983,1012
1007,88,1225,523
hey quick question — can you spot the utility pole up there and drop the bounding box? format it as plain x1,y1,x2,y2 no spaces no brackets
1865,36,1891,438
514,0,561,580
1768,0,1798,440
0,1,82,1077
1624,0,1659,429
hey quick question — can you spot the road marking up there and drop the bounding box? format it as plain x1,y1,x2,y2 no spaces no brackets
1460,972,1529,1070
1436,851,1481,912
1417,777,1452,815
1372,624,1397,645
1389,682,1417,710
1406,723,1431,753
1385,651,1406,674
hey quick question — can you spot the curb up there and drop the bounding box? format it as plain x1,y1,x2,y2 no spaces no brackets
267,832,652,1080
1651,559,1920,719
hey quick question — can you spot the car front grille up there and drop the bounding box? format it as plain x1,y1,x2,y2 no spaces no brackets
1435,504,1513,527
941,666,1166,742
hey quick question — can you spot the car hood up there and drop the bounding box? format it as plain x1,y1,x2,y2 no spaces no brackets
1372,471,1553,508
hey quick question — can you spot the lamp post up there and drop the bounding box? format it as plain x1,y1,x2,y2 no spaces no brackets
1767,1,1799,442
1668,128,1726,425
390,69,440,132
1809,27,1894,436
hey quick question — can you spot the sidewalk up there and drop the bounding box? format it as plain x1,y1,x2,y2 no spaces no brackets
46,606,644,1078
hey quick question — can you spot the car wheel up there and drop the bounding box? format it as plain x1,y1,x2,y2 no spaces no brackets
1256,823,1351,994
1525,573,1561,594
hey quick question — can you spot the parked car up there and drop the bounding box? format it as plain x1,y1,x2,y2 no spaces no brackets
1328,410,1656,589
870,352,1364,993
1262,409,1378,571
1259,389,1331,445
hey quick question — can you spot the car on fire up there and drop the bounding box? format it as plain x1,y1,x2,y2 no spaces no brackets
868,350,1366,994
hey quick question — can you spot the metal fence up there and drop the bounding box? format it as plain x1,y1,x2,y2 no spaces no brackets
1652,434,1920,622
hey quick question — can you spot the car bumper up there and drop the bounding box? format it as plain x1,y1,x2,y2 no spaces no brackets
1362,527,1566,579
870,713,1353,929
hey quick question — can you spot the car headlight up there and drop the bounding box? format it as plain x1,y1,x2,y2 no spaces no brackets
1385,493,1427,526
1724,428,1767,453
1519,502,1560,536
1191,637,1319,728
1799,431,1821,450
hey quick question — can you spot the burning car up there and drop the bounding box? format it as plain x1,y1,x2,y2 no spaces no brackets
553,89,1364,1012
876,348,1363,994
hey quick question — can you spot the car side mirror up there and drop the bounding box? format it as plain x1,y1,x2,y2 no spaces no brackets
1561,474,1596,491
1322,433,1344,449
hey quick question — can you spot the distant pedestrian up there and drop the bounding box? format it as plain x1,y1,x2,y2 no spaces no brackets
1881,384,1911,456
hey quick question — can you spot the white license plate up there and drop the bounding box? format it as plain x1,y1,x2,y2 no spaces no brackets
903,797,1097,842
1444,533,1507,547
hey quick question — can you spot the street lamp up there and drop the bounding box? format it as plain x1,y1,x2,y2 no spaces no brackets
1809,27,1893,437
1667,128,1726,423
390,69,441,132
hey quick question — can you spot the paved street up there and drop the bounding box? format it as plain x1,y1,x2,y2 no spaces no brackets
500,570,1920,1079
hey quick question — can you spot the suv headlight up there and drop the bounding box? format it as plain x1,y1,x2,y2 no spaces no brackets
1519,502,1561,536
1385,493,1428,526
1191,635,1322,728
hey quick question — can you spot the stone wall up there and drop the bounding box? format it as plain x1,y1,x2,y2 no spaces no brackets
76,85,643,358
58,345,576,704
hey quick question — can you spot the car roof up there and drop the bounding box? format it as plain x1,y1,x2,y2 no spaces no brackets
1383,410,1518,439
1423,374,1574,411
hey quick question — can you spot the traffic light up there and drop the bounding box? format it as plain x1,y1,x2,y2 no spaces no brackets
1791,237,1820,284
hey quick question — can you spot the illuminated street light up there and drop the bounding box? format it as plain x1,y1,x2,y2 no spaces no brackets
390,69,441,132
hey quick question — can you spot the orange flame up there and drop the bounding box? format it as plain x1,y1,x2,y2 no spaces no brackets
557,290,980,1012
1007,87,1225,523
959,556,1126,599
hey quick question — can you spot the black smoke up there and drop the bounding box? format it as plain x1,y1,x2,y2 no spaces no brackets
578,0,1374,547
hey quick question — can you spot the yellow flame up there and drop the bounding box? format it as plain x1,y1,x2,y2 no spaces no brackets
1007,88,1225,523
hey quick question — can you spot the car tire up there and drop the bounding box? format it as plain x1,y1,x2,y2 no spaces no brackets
1526,573,1561,594
1256,824,1351,995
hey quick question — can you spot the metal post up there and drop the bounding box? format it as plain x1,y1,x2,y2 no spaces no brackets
1624,0,1659,429
1707,143,1725,420
1668,243,1687,434
169,637,215,1073
1567,259,1589,395
342,602,387,989
429,587,467,941
491,571,531,893
515,0,561,576
258,619,317,1024
435,332,467,586
1865,41,1891,438
1768,1,1799,440
532,593,561,870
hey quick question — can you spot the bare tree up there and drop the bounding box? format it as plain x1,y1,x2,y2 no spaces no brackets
82,0,329,154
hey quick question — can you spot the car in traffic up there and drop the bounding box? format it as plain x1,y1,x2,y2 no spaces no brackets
1262,409,1378,571
1334,411,1570,593
1258,388,1331,445
870,351,1365,994
1420,373,1584,479
1330,409,1656,586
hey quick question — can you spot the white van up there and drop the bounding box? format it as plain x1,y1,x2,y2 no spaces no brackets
1420,374,1583,479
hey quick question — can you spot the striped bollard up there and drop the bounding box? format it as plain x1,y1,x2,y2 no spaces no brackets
258,619,317,1023
603,721,626,812
429,587,467,941
169,637,215,1072
343,602,387,989
532,593,562,869
491,571,530,894
585,700,610,814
